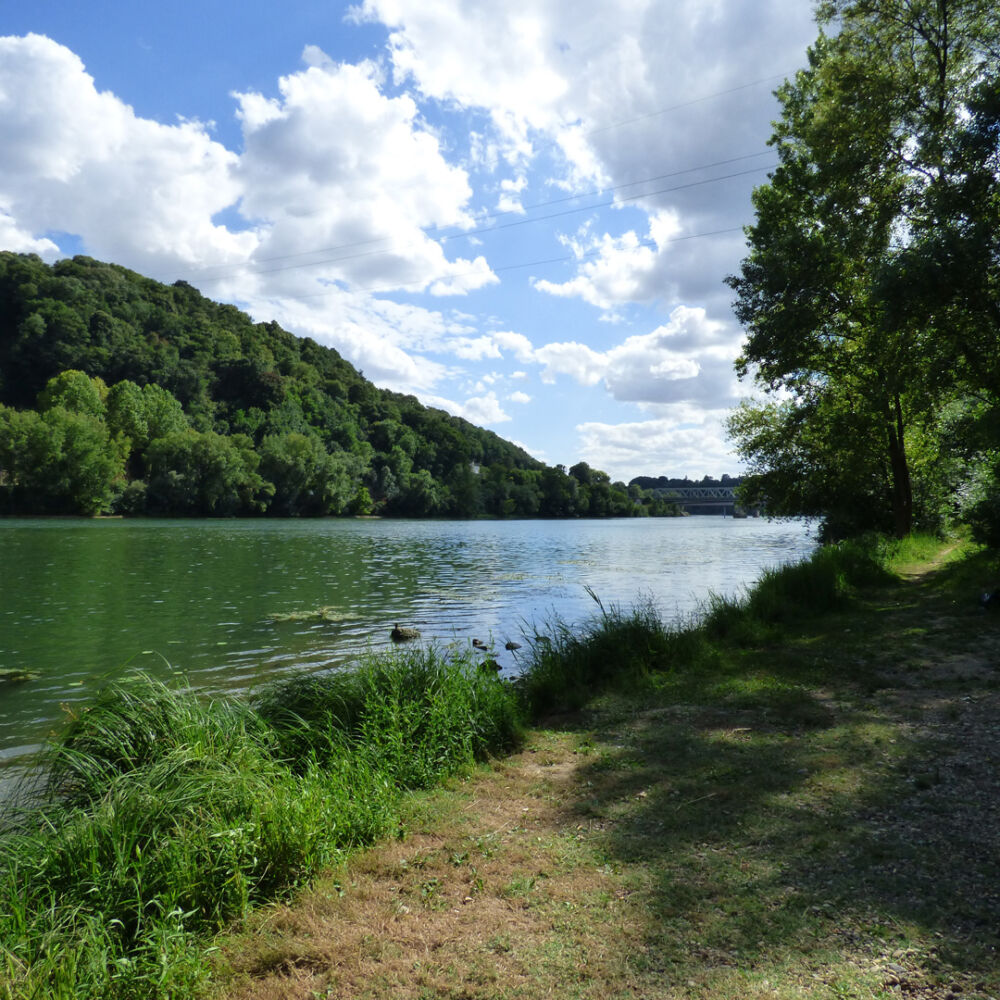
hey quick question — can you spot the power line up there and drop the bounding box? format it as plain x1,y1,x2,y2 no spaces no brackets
580,72,792,138
190,71,797,284
186,68,797,289
195,149,773,281
247,224,746,302
195,162,774,283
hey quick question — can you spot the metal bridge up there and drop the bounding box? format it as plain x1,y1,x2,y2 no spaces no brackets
651,486,754,516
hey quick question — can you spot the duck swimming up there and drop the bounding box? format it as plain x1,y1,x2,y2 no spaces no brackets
391,624,420,641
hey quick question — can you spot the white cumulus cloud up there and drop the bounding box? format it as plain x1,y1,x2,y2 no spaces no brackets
0,33,252,278
524,305,740,408
533,210,683,317
425,390,511,425
575,409,740,482
233,52,494,298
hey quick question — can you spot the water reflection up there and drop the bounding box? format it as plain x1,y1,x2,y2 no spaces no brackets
0,516,815,768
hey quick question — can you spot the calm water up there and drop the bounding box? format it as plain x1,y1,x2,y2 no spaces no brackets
0,516,815,772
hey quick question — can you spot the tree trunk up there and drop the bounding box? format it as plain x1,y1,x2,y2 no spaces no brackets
886,393,913,537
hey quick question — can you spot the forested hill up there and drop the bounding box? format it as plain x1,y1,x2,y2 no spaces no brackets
0,252,674,518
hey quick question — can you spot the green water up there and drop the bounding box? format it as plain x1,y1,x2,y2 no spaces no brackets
0,516,815,769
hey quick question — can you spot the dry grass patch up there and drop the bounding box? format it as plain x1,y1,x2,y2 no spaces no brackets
216,733,650,1000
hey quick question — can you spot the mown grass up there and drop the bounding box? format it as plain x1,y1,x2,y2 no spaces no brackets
3,533,986,1000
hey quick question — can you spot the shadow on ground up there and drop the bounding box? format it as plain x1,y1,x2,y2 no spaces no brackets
555,566,1000,996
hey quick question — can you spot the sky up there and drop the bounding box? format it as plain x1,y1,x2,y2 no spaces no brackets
0,1,819,481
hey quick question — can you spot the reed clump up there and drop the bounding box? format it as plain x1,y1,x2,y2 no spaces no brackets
699,537,893,645
254,647,524,787
0,648,521,1000
515,536,894,718
514,588,674,718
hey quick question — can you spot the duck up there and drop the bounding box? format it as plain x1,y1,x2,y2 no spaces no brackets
504,640,522,651
479,656,502,673
391,624,420,642
471,637,488,650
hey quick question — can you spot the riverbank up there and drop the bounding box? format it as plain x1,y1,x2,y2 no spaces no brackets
2,535,998,999
0,517,815,768
214,535,1000,1000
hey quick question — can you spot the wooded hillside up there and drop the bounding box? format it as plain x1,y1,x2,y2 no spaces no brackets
0,252,676,518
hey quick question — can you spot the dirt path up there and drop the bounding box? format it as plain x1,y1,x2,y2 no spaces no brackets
218,738,645,999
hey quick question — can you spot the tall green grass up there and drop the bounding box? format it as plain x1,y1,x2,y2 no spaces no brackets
255,646,523,787
0,649,521,1000
699,538,893,645
515,536,895,717
0,534,912,999
514,588,674,717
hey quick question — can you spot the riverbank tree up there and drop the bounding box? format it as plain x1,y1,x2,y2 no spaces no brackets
728,0,1000,539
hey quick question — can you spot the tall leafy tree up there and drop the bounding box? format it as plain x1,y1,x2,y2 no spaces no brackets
0,405,125,514
728,0,999,537
144,430,272,515
37,370,108,418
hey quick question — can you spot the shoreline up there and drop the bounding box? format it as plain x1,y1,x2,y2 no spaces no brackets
3,535,998,999
216,535,1000,1000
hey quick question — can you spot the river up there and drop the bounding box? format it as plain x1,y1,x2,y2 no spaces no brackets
0,516,816,774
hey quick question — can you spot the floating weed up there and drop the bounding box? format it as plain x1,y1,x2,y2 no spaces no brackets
266,605,350,624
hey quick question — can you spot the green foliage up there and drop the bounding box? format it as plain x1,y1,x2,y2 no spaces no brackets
0,251,676,520
258,432,359,515
701,539,892,644
0,651,522,1000
958,454,1000,548
253,648,523,781
106,380,188,455
0,404,125,514
729,397,899,540
728,1,1000,541
515,591,674,717
37,369,107,418
348,484,374,515
144,429,272,515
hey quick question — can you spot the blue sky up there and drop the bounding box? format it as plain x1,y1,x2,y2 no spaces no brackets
0,1,817,479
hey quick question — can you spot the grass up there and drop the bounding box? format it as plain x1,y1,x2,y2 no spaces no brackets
0,648,521,1000
215,533,1000,1000
4,532,998,999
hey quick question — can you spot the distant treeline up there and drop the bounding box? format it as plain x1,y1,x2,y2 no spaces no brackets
0,252,681,519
